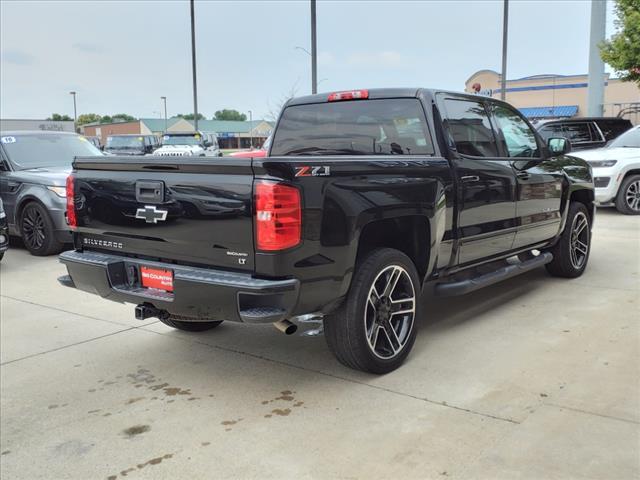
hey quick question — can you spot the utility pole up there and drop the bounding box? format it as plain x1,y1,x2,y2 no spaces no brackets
587,0,606,116
190,0,199,131
248,110,253,148
69,91,77,132
161,96,168,133
500,0,509,101
311,0,317,94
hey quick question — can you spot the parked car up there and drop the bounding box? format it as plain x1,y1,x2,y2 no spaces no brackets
573,125,640,214
104,134,157,156
0,131,103,255
0,198,8,261
59,88,594,373
154,131,221,157
228,135,271,158
536,117,632,151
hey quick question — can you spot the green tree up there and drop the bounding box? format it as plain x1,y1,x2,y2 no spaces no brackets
213,109,247,121
600,0,640,85
100,115,112,124
110,113,136,123
176,113,205,120
46,113,73,121
76,113,102,126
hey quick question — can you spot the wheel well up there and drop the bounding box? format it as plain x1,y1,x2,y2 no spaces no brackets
356,216,430,279
623,169,640,180
570,189,595,223
16,197,47,226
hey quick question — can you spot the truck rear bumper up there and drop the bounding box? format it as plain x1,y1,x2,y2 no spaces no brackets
58,250,299,323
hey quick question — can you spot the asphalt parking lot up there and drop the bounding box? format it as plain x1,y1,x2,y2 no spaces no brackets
0,208,638,479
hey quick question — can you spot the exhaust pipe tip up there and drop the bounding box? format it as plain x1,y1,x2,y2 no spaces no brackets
273,319,297,335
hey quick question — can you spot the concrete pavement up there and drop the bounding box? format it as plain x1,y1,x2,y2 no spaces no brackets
1,208,638,479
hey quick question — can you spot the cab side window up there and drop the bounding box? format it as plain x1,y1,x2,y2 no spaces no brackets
562,123,592,143
492,105,540,158
537,124,564,141
443,98,499,157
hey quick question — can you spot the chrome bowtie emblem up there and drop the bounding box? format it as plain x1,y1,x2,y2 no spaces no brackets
135,205,168,223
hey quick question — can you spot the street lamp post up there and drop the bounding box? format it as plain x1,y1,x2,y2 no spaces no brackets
69,91,77,132
160,96,168,133
189,0,199,131
500,0,509,101
310,0,317,94
248,110,253,149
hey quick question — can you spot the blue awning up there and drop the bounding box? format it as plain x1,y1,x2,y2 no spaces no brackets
518,105,578,119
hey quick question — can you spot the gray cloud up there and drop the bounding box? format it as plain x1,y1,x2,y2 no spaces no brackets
72,42,104,54
1,49,35,65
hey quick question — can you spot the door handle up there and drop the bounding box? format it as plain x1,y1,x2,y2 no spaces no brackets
461,175,480,183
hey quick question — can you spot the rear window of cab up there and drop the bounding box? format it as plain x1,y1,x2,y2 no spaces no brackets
271,98,434,156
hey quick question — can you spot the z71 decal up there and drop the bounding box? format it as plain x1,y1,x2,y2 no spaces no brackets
295,165,331,177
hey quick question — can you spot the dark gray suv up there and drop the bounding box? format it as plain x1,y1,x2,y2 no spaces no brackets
0,131,103,255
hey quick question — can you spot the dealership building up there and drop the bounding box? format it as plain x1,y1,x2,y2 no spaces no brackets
465,70,640,124
83,118,273,149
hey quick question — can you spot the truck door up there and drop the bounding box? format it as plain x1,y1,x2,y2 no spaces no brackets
489,103,563,248
439,95,517,265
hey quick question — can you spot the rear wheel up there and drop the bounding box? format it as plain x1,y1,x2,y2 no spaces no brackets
324,248,420,374
19,202,64,256
159,315,223,332
615,174,640,215
545,202,591,278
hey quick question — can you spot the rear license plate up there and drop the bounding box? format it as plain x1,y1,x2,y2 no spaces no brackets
140,266,174,292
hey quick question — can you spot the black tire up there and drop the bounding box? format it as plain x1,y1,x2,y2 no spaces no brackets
159,314,223,332
19,202,64,256
615,174,640,215
545,202,591,278
324,248,421,374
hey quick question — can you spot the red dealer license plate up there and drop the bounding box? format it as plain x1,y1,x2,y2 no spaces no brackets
140,266,174,292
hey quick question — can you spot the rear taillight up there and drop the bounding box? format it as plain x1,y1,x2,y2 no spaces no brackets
66,174,76,228
327,89,369,102
255,181,301,251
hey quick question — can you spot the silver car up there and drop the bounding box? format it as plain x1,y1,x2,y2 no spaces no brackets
0,131,103,255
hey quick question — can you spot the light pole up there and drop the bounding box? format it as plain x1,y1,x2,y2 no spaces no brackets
248,110,253,149
500,0,509,101
69,91,77,132
189,0,199,131
160,96,168,132
311,0,317,94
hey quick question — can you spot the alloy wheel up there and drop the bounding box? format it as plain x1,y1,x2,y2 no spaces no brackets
364,265,416,359
625,180,640,212
22,206,46,250
570,211,589,270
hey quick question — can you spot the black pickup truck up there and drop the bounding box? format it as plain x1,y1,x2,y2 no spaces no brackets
59,88,594,373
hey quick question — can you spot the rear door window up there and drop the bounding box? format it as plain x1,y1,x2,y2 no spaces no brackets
442,98,499,157
271,98,434,156
596,119,632,140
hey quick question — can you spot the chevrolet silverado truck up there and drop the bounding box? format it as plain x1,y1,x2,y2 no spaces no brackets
58,89,594,373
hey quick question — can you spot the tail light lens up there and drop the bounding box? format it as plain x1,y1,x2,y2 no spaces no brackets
255,181,301,251
66,174,76,228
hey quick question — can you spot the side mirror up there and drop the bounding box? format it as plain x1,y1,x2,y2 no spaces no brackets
548,137,571,155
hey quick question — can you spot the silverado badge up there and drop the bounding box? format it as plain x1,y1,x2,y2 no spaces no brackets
135,205,168,224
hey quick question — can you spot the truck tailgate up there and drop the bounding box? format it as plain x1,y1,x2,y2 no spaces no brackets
72,156,255,271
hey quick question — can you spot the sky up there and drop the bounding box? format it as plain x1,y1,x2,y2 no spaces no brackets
0,0,617,121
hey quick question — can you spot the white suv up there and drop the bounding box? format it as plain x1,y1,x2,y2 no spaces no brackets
574,125,640,215
154,132,221,157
